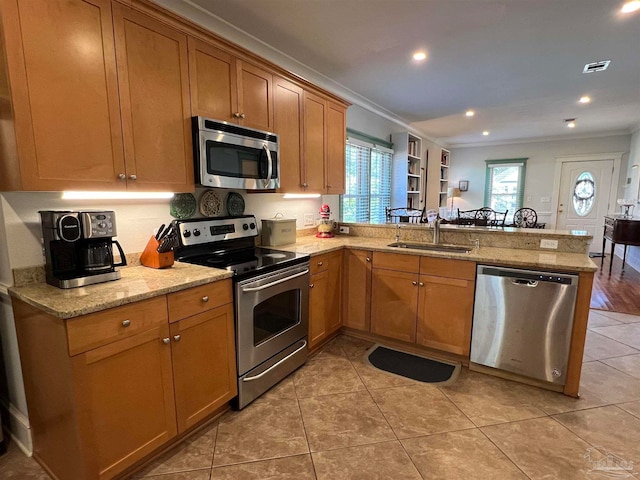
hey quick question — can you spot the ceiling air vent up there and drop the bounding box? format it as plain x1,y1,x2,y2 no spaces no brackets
583,60,611,73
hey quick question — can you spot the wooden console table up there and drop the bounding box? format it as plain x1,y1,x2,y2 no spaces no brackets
602,215,640,274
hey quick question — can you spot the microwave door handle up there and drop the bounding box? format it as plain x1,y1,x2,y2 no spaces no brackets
263,144,273,187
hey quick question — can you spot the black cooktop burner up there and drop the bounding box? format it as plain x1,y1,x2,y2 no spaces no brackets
179,246,309,280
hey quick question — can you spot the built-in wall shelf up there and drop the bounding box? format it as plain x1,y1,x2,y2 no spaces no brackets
391,132,424,211
439,149,450,208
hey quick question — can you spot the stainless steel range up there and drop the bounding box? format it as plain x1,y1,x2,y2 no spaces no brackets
174,215,309,409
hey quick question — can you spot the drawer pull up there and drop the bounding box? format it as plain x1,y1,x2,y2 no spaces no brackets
122,319,131,328
366,257,371,262
309,283,314,289
419,282,424,287
162,337,170,345
317,261,324,266
412,281,418,286
173,335,181,342
202,296,209,303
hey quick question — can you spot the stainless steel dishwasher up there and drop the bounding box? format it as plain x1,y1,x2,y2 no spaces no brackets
471,265,579,385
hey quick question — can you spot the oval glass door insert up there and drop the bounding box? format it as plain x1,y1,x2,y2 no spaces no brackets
573,171,595,216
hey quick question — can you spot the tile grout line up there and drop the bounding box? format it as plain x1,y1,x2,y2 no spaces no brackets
475,425,534,480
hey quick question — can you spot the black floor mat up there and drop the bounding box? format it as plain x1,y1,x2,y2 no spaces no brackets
367,345,458,383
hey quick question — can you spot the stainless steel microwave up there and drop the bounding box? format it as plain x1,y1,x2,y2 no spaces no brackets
193,117,280,190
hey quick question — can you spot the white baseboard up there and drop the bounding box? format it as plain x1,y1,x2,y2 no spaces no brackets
1,399,32,455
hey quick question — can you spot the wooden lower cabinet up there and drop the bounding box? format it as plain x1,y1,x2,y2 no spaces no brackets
170,303,236,432
371,268,419,343
308,251,342,349
13,280,237,480
342,249,372,331
72,325,177,480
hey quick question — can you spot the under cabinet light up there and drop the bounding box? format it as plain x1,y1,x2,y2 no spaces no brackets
62,191,175,200
283,193,321,199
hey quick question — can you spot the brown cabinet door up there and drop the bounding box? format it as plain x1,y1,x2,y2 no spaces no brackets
113,4,193,192
342,250,372,331
2,0,124,191
274,76,304,193
371,269,419,343
309,269,328,349
302,91,326,192
171,304,237,433
237,60,273,131
325,251,343,334
188,37,238,123
325,101,346,194
72,325,176,479
416,274,475,356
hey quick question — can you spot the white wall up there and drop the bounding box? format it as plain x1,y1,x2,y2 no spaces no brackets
620,128,640,270
449,134,632,225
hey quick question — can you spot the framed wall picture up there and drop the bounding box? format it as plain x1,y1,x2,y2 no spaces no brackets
459,180,469,192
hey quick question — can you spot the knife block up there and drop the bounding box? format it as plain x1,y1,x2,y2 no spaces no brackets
140,236,174,269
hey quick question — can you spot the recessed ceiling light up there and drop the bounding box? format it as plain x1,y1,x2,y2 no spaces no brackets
579,96,591,104
412,51,427,61
564,118,577,128
465,110,475,117
622,1,640,13
482,131,490,136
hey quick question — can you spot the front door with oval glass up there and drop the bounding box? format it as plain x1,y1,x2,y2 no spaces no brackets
556,160,614,252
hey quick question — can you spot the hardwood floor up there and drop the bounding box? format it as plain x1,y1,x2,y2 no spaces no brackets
590,254,640,315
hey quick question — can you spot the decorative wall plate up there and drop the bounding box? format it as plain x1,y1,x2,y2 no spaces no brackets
199,190,222,217
226,192,245,216
169,193,196,219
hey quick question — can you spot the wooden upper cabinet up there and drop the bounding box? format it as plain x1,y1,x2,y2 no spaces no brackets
113,4,193,192
237,60,273,131
188,37,273,131
0,0,125,191
326,101,346,194
273,76,304,193
188,37,237,121
302,91,326,192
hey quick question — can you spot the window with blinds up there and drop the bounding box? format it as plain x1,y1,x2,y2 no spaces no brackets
341,138,393,224
484,158,527,221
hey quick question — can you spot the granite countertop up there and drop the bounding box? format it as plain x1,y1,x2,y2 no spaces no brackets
9,262,233,319
271,235,598,273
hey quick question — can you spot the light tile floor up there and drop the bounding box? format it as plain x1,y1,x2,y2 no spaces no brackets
3,309,640,479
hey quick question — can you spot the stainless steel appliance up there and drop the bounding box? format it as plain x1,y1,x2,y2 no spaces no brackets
40,211,126,289
471,265,578,385
174,215,309,409
192,117,279,190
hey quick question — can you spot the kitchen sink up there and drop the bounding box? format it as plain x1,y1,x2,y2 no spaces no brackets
387,242,472,253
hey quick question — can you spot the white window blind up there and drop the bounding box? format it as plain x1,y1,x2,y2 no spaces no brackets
341,139,392,224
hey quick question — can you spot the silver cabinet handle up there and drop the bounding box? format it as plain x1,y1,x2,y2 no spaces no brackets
118,173,126,180
242,341,307,382
162,337,170,344
129,174,137,180
202,296,209,303
366,257,371,262
303,182,308,187
122,319,131,327
309,283,314,288
317,261,323,266
173,335,181,342
412,281,418,286
233,112,240,118
419,282,424,286
240,113,246,119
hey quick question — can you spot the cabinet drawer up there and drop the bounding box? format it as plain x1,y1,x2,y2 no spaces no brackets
67,296,168,356
168,280,233,322
604,217,614,228
419,257,476,280
310,251,340,275
373,252,420,273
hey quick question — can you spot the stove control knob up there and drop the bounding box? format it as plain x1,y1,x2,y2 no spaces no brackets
243,223,249,231
249,222,256,230
193,228,201,237
183,230,191,238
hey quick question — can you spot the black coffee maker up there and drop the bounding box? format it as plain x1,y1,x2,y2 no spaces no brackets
40,211,127,288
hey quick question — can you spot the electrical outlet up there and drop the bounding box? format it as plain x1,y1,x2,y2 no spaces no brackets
339,226,350,234
540,239,558,249
303,213,314,226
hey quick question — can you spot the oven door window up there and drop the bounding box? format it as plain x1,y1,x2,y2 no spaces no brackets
253,288,300,346
206,142,278,180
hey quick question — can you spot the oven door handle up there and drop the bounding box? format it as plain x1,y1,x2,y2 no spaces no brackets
241,268,309,292
242,340,307,382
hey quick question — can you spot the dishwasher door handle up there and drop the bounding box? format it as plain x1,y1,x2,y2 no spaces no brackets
511,279,539,287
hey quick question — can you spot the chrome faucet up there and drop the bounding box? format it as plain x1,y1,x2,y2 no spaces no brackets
432,217,442,245
395,224,401,243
